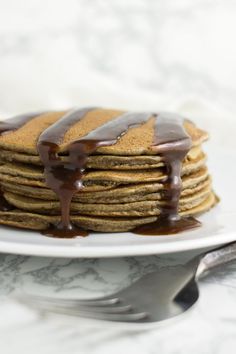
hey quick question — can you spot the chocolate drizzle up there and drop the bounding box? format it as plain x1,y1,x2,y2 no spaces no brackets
0,108,201,237
37,107,97,237
37,110,152,237
0,112,43,135
133,112,201,235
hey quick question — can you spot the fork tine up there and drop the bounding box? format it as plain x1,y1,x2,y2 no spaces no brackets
19,294,120,307
34,303,133,314
58,309,148,322
16,295,148,322
18,296,132,314
35,304,148,322
78,305,133,314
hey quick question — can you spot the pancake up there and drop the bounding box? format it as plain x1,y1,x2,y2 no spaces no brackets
0,144,202,169
0,193,218,232
0,168,210,202
0,108,218,237
0,151,207,193
0,110,207,155
3,180,212,216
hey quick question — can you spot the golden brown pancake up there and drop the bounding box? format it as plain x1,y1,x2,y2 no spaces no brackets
0,108,218,235
0,193,218,232
0,110,207,155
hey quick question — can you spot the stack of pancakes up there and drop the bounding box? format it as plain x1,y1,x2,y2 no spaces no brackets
0,109,218,232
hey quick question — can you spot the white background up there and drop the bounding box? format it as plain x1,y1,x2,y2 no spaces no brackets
0,0,235,119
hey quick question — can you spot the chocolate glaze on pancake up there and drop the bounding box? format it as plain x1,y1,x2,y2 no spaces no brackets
0,112,42,135
133,112,200,235
37,107,97,237
37,110,151,237
37,109,200,237
0,108,202,238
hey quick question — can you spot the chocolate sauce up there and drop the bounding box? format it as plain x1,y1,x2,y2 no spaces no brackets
133,112,201,235
0,112,43,135
37,110,152,237
0,108,201,237
38,109,201,237
0,191,14,211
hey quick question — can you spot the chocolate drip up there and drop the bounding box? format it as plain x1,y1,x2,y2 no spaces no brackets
0,191,14,211
37,107,99,237
133,112,200,235
37,110,152,238
0,112,43,135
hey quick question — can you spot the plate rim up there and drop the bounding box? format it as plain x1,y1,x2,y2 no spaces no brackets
0,228,234,258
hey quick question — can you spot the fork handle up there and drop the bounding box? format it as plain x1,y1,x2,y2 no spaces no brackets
196,241,236,278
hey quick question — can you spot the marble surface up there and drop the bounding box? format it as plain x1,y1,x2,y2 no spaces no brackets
0,0,235,353
1,251,236,354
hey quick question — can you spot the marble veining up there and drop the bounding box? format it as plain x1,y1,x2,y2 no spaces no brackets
0,252,236,354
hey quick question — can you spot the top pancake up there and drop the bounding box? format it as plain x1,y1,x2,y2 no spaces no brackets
0,109,208,155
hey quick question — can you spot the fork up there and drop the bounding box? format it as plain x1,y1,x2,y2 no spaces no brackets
16,241,236,323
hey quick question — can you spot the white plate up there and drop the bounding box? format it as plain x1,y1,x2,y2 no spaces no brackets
0,146,235,258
